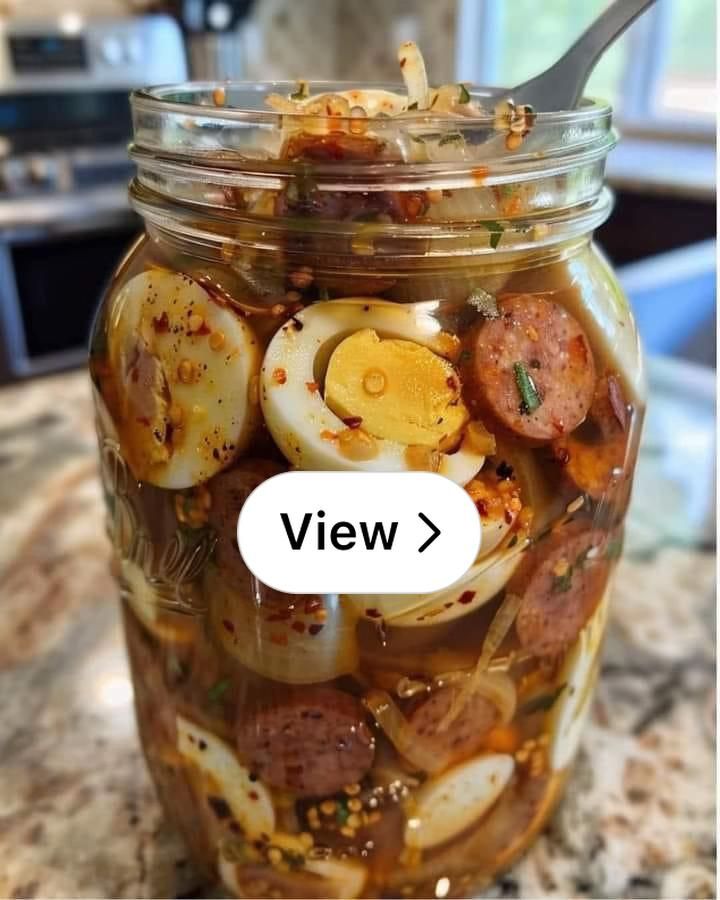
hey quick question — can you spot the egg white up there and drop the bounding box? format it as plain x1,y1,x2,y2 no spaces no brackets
108,270,260,488
260,299,485,482
404,753,515,850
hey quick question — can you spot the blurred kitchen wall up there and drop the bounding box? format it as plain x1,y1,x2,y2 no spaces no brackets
240,0,456,83
0,0,714,374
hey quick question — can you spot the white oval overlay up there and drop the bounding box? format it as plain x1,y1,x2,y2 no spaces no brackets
237,471,482,595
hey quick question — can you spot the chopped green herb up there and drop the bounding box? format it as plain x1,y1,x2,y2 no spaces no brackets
409,133,426,144
335,798,350,826
519,684,566,716
459,349,472,363
574,547,592,569
507,534,519,548
439,132,464,146
605,537,624,560
457,83,471,104
483,220,505,249
467,287,499,318
430,92,439,108
207,678,230,705
551,568,573,593
513,361,542,414
407,101,418,111
280,847,306,870
290,80,309,101
166,654,189,682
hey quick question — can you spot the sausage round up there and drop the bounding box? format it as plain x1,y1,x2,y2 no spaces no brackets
553,373,632,501
512,521,609,657
463,294,596,441
407,685,497,768
208,460,283,589
235,687,375,796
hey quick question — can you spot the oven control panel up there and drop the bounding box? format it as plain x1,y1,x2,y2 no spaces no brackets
0,15,187,92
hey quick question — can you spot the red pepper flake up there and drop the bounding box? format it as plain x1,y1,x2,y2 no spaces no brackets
364,608,382,619
152,311,169,333
306,381,320,393
446,376,458,391
308,624,324,636
196,321,211,336
267,609,293,622
555,446,571,466
272,367,287,385
568,334,589,364
476,499,489,517
222,619,235,634
342,416,363,429
458,590,475,605
248,790,259,801
292,621,306,634
607,374,629,431
402,193,426,221
471,166,490,185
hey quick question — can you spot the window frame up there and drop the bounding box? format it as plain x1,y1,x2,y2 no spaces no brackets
454,0,716,144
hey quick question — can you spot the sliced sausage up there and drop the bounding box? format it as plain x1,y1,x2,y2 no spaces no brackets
553,373,633,501
235,686,375,796
462,294,596,442
511,521,609,657
208,460,283,589
407,686,497,768
282,131,387,162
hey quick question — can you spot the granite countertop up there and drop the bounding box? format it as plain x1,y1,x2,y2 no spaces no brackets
0,360,715,900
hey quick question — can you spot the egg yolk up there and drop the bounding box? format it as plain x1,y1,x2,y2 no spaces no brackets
324,328,469,450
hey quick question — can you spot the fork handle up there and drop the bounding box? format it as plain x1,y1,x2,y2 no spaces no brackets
514,0,657,110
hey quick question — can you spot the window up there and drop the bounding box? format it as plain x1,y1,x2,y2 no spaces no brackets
455,0,716,136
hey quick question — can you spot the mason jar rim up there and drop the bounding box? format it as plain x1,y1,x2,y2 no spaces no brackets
128,81,617,259
132,80,612,127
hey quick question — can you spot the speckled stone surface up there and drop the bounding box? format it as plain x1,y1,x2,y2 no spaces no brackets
0,363,715,900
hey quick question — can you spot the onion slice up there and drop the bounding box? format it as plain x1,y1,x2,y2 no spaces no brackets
398,41,430,110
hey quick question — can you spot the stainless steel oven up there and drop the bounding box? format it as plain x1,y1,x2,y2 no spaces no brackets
0,15,187,382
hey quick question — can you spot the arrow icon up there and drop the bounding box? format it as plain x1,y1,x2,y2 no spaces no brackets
417,512,441,553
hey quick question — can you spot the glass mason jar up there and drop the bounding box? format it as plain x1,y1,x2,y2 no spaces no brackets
90,82,645,899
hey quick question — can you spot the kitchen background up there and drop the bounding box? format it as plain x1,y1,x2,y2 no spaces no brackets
0,3,716,898
0,0,715,383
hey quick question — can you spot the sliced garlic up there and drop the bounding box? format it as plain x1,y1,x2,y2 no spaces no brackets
404,753,515,850
218,843,368,900
176,715,275,840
